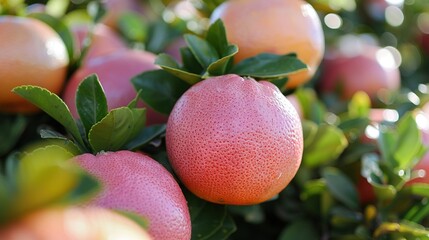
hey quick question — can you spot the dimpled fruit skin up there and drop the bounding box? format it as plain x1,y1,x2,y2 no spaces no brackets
62,49,167,125
166,74,303,205
210,0,324,89
75,151,191,240
0,16,68,113
0,207,153,240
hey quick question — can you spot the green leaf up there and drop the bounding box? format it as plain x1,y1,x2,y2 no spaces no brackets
229,53,307,79
403,183,429,198
330,206,363,228
118,12,148,42
322,167,359,210
76,74,109,135
128,108,147,140
61,171,100,204
206,19,229,56
181,47,204,74
88,107,135,153
268,78,289,92
184,34,219,69
374,221,429,238
278,219,319,240
207,45,238,76
377,126,397,167
185,190,236,240
28,13,75,62
12,86,85,149
124,124,167,150
145,20,181,54
0,115,27,156
132,70,191,115
155,54,202,85
294,88,326,123
348,91,371,118
87,1,106,23
303,124,348,168
394,113,423,170
12,145,78,217
45,0,69,17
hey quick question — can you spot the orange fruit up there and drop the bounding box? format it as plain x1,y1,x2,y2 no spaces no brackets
101,0,145,29
210,0,325,89
0,16,68,113
166,74,303,205
71,24,127,63
0,207,152,240
75,151,191,240
62,49,168,126
318,45,401,101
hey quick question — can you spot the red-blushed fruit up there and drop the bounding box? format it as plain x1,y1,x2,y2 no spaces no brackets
166,74,303,205
210,0,325,89
357,176,376,205
62,49,167,125
74,151,191,240
318,45,401,101
0,207,152,240
0,16,68,113
71,24,127,63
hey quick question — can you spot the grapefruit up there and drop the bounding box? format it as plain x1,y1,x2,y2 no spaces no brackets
0,16,68,113
166,74,303,205
62,49,168,125
75,151,191,240
318,45,401,101
0,207,152,240
210,0,325,89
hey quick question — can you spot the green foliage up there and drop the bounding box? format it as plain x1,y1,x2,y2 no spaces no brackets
132,19,307,115
13,75,158,154
0,145,100,224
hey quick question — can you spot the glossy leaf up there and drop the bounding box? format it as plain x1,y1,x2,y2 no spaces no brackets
303,124,348,168
76,74,108,135
181,47,204,74
124,124,167,150
229,53,307,79
322,167,359,210
132,70,191,115
207,45,238,76
128,108,147,140
302,120,318,149
155,53,202,85
88,107,134,152
12,86,85,149
206,19,229,56
185,34,219,69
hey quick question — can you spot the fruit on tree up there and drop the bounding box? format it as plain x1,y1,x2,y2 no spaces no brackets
0,207,152,240
63,49,167,125
71,24,126,63
0,16,68,113
75,151,191,240
318,45,401,101
210,0,325,89
166,74,303,205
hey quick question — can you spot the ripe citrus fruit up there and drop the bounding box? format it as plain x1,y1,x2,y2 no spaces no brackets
318,45,401,101
0,16,68,113
210,0,325,89
75,151,191,240
0,207,152,240
71,24,127,63
166,74,303,205
62,49,168,125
